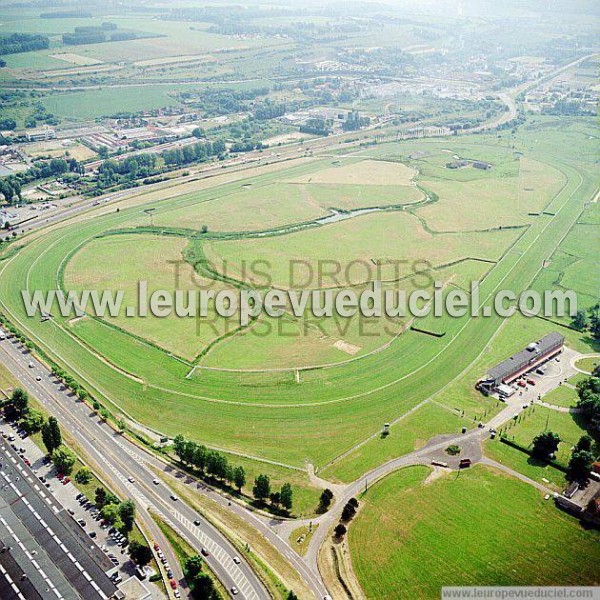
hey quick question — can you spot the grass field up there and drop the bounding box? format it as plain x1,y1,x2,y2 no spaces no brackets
0,123,597,473
417,158,564,231
288,159,416,186
63,234,237,361
541,384,579,408
575,356,599,373
132,182,328,233
203,211,521,288
349,465,600,598
499,404,588,464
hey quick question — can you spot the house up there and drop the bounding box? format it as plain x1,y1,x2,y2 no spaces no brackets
446,160,469,169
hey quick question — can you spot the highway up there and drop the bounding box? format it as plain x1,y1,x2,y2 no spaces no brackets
0,335,270,600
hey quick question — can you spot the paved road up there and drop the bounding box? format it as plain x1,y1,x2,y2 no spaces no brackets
294,394,557,573
0,337,270,600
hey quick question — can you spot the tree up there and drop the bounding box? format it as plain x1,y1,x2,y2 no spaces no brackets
184,555,203,579
270,491,281,507
319,488,334,511
531,431,560,459
21,409,45,434
253,474,270,502
567,450,594,483
173,434,186,460
280,483,293,512
589,304,600,340
341,502,357,522
117,419,126,433
48,416,62,447
572,309,588,331
99,408,109,421
52,445,76,475
11,388,29,417
118,500,136,533
575,435,593,452
334,523,347,539
129,541,152,566
233,466,246,492
287,593,299,600
101,503,120,524
190,572,218,600
576,376,600,441
95,487,107,508
75,467,92,484
41,417,62,454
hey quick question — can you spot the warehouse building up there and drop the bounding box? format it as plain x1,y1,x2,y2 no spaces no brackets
0,442,120,600
477,332,564,394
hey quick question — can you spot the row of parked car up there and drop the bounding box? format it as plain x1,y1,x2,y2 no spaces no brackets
153,542,180,598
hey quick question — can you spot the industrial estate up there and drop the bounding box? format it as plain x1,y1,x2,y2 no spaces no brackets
0,1,598,599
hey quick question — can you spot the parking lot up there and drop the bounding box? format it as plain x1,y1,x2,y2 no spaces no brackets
494,346,581,406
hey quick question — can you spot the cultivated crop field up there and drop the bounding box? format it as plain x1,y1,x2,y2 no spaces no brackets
0,123,597,480
349,466,600,598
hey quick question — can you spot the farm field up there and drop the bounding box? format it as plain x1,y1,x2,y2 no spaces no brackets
348,466,600,599
0,124,597,471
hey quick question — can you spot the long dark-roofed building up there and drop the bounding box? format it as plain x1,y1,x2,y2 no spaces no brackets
0,441,120,600
478,332,564,393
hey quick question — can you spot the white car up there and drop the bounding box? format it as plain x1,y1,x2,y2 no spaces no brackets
230,588,239,596
232,556,241,565
152,479,159,485
127,476,135,483
170,494,178,502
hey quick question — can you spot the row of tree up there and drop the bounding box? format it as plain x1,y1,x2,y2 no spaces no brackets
0,34,49,56
172,435,294,512
4,388,77,474
1,157,83,204
576,371,600,444
334,497,359,539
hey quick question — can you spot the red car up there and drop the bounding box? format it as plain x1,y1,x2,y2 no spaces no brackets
153,542,160,551
169,580,177,590
62,477,71,485
527,379,535,386
23,458,31,466
517,381,527,388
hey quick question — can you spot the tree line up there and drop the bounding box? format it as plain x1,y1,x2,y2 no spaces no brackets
0,34,49,56
173,435,294,513
531,367,599,484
